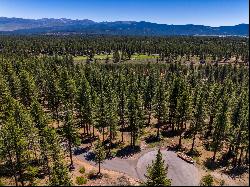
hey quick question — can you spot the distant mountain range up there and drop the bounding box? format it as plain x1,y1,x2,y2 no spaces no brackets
0,17,248,36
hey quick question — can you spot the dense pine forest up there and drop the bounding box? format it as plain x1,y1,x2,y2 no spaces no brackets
0,36,249,186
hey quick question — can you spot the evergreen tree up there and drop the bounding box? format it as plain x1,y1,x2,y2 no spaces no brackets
176,79,191,147
145,149,171,186
117,72,127,142
0,98,38,186
47,75,62,126
168,77,180,132
211,96,230,161
19,70,37,107
190,88,204,152
154,78,168,140
113,50,120,63
77,75,96,137
50,160,72,186
128,83,144,148
144,72,156,125
62,107,80,169
105,79,118,154
93,139,106,175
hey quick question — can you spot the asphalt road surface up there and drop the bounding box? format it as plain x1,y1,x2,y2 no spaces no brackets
77,148,200,186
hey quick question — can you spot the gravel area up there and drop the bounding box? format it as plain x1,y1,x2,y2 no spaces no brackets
77,148,200,186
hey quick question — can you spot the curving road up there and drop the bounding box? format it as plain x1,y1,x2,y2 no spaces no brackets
136,150,200,186
76,148,200,186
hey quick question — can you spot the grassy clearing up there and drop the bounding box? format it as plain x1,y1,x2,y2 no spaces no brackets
131,54,158,59
73,54,113,62
73,56,88,61
73,54,158,62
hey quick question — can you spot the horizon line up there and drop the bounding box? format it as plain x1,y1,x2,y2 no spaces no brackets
0,16,248,27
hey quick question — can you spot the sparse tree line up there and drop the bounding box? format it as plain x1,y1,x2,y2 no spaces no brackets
0,37,249,186
0,36,249,63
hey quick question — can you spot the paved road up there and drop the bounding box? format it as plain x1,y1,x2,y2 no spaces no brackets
77,148,200,186
136,150,200,186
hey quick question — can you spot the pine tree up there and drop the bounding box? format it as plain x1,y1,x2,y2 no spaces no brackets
168,77,180,132
62,107,80,169
105,79,118,154
50,160,72,186
144,72,156,126
19,70,37,107
0,98,39,186
6,69,20,99
77,75,96,137
45,126,72,185
211,96,229,161
154,78,168,140
93,139,106,175
47,75,62,126
145,149,171,186
96,79,108,142
128,83,144,148
190,88,204,152
176,79,191,147
113,50,120,63
117,72,127,142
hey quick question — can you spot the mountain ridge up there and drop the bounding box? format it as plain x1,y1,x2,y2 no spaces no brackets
0,17,248,36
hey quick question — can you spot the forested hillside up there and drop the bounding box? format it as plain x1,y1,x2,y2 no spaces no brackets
0,17,248,36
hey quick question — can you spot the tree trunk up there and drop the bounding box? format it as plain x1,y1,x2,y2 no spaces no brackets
205,115,213,138
157,125,160,140
121,125,124,142
89,124,91,135
172,123,175,132
233,131,242,167
8,152,18,186
245,148,249,164
98,160,101,174
130,131,133,147
92,125,95,137
148,111,151,125
45,156,51,181
132,135,136,149
69,139,73,167
191,131,196,152
83,123,86,134
56,106,60,127
213,147,218,161
178,131,182,148
86,123,89,135
102,128,105,142
237,147,244,167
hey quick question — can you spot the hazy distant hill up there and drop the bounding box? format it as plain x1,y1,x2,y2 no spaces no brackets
0,17,248,36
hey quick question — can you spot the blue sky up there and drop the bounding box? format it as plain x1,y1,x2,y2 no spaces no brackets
0,0,248,26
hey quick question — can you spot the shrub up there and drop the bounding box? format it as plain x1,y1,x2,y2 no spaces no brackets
76,176,87,185
79,166,85,174
87,170,96,180
219,179,225,186
0,179,4,186
200,174,214,186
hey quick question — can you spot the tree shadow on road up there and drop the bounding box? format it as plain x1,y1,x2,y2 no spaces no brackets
85,151,96,161
73,146,91,155
116,145,141,158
